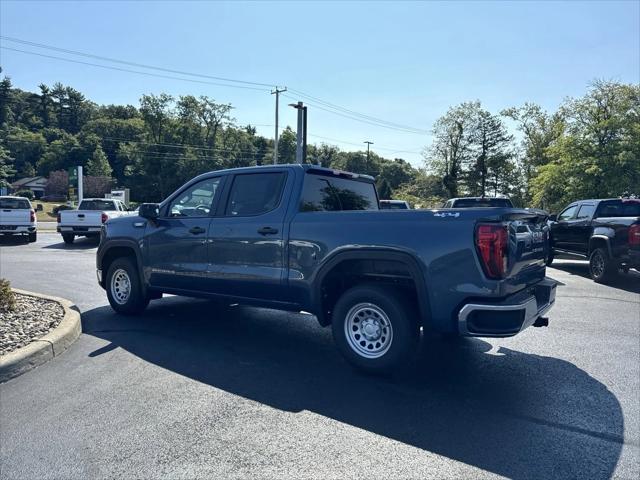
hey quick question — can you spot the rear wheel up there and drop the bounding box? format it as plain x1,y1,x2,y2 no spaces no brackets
332,284,419,374
106,257,149,315
589,247,616,283
28,232,37,243
62,233,75,244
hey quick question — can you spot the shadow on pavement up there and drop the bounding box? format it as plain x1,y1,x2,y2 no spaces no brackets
551,260,640,294
43,236,100,250
83,297,624,480
0,236,30,247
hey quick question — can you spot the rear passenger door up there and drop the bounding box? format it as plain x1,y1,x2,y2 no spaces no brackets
208,170,292,301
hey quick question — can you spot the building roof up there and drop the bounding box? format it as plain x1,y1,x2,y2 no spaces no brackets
11,176,48,188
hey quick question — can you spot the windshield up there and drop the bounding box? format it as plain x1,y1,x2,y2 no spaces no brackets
0,198,31,209
79,200,117,211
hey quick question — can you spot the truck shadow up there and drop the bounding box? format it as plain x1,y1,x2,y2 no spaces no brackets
43,237,100,250
83,297,624,480
551,261,640,294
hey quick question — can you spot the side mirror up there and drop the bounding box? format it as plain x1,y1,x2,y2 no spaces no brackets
548,214,557,222
138,203,159,220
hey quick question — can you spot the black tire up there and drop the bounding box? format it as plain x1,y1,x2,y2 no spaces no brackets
546,250,554,266
589,247,616,283
331,284,419,374
105,257,149,315
62,233,75,244
28,232,37,243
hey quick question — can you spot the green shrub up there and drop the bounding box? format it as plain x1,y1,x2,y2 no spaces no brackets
15,189,34,200
0,278,16,313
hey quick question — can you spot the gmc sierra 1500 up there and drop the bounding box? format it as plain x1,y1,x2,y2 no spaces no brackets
97,165,557,372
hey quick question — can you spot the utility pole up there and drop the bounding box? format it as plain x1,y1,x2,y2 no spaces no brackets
271,87,287,164
77,165,83,203
302,105,308,163
289,101,305,164
364,141,374,171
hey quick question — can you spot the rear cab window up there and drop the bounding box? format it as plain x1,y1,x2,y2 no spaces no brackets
0,198,31,209
453,198,513,208
595,200,640,218
299,173,378,212
79,200,118,211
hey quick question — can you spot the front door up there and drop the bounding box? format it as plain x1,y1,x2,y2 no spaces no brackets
551,204,578,252
146,176,223,291
208,171,290,301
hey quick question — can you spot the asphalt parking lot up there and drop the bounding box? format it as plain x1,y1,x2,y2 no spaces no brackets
1,233,638,479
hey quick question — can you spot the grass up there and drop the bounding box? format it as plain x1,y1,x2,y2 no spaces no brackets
32,201,66,223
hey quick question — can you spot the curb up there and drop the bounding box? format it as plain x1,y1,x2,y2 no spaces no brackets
0,289,81,383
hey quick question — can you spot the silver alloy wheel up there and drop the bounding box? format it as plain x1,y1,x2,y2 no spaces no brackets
110,268,132,305
344,303,393,359
591,251,605,278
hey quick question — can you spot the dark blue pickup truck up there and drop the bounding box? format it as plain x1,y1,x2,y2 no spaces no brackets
97,164,557,372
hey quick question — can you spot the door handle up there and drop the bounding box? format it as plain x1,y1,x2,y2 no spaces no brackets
189,226,206,234
257,226,278,235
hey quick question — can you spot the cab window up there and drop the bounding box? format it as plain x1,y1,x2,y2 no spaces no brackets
168,178,221,217
558,205,578,221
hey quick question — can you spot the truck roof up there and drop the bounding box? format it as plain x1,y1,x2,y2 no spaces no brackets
189,164,376,183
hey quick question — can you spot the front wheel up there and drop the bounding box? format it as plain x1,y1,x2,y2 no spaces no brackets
331,284,419,374
589,248,616,283
106,257,149,315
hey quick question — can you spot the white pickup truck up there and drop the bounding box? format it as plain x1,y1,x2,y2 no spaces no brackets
0,196,38,243
57,198,133,244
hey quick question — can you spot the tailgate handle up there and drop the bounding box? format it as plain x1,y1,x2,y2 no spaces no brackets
78,214,85,218
189,226,206,235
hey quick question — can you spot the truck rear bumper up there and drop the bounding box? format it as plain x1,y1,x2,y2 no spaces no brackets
0,225,36,234
458,277,557,337
58,226,101,235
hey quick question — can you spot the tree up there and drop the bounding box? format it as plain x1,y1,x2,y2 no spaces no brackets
45,170,69,196
0,146,16,188
531,80,640,211
466,109,513,197
83,175,112,197
86,145,112,177
376,178,392,200
277,127,297,164
426,101,479,197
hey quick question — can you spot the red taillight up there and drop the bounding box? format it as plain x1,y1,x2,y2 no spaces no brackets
629,224,640,246
101,213,109,223
30,209,35,222
476,224,508,279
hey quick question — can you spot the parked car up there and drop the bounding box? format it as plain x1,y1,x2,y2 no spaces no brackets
443,197,514,208
548,198,640,282
0,196,37,242
379,200,411,210
57,198,133,244
97,165,556,373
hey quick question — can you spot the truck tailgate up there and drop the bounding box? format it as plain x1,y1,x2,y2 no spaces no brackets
0,209,31,226
60,211,103,226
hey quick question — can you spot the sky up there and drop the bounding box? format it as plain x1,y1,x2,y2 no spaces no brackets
1,0,638,166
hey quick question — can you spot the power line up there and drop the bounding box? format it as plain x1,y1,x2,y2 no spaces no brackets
0,36,275,88
288,88,429,134
1,36,430,136
0,47,270,92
